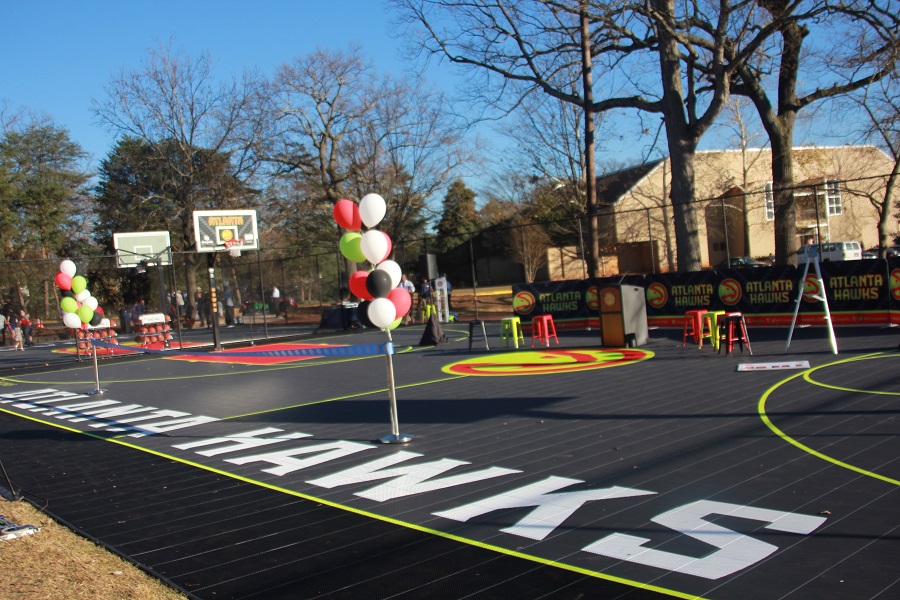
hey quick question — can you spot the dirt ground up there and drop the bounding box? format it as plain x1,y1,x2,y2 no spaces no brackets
0,499,186,599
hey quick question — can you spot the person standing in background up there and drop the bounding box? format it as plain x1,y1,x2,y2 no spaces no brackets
19,310,32,347
417,276,433,323
442,274,453,312
12,319,24,351
269,284,281,317
223,282,235,327
0,312,6,346
400,274,415,325
174,290,185,316
193,288,205,327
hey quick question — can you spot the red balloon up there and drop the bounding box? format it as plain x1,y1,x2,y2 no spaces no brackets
95,306,104,315
333,199,362,231
380,231,393,263
55,271,73,290
349,270,374,301
388,287,411,317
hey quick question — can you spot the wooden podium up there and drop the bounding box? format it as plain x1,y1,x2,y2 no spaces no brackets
598,285,648,347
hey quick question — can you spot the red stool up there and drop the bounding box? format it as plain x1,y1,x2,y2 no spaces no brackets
682,309,708,347
718,312,752,356
531,314,559,347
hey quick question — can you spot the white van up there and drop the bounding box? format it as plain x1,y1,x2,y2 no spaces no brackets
797,241,863,262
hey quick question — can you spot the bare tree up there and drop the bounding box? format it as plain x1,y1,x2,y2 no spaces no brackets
268,46,376,203
712,96,769,255
391,0,619,274
732,0,900,264
507,222,553,283
495,92,591,244
266,47,388,273
391,0,769,273
343,75,479,244
93,41,266,297
848,75,900,252
267,46,477,270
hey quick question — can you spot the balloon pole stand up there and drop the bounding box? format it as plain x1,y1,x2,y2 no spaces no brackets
379,329,412,444
87,342,107,396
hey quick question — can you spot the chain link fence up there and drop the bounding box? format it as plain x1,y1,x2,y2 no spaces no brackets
1,175,895,360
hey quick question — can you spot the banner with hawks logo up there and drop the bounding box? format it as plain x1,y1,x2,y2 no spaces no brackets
511,258,899,329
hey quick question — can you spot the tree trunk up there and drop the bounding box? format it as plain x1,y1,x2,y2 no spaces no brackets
770,125,797,265
667,145,702,271
878,159,900,252
655,0,702,272
580,3,600,278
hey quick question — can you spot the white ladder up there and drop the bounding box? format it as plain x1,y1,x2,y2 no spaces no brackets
785,256,838,354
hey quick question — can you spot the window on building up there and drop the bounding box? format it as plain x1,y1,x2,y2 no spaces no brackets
825,179,842,216
764,182,774,221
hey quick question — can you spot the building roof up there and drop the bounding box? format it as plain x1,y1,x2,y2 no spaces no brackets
595,159,665,205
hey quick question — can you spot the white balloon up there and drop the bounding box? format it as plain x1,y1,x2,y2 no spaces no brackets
359,193,386,228
368,297,397,329
361,229,390,264
83,295,99,311
62,312,81,329
75,290,91,302
377,260,402,289
60,259,77,277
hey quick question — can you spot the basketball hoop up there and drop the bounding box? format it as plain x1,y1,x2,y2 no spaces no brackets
225,239,242,258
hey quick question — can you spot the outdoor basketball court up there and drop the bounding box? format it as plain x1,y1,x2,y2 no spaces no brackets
1,322,898,599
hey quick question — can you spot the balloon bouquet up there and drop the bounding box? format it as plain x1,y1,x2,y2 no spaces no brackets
335,194,414,444
334,194,412,330
55,259,107,330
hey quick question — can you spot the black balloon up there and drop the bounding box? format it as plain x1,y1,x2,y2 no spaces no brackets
61,290,75,299
89,312,103,326
357,300,375,328
365,269,392,299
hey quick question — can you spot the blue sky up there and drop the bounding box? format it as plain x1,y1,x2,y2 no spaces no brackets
2,1,848,188
2,1,460,168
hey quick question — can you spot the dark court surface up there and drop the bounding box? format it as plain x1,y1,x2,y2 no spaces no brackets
0,322,898,599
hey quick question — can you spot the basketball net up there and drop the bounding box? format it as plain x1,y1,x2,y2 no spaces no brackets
224,238,242,258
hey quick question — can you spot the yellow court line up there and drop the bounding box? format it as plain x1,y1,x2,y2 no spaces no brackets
802,353,900,396
223,375,468,420
758,352,900,487
0,343,424,386
0,404,703,600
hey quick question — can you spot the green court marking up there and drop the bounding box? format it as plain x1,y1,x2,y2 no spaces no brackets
223,374,468,420
758,352,900,487
0,343,420,386
802,353,900,396
0,405,704,600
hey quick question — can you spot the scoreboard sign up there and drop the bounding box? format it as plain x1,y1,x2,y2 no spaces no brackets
193,210,259,253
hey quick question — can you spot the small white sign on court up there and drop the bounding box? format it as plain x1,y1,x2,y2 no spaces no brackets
736,361,810,372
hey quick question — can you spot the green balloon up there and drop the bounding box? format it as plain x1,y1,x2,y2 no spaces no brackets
340,232,367,263
77,304,94,324
71,275,88,294
389,317,402,330
60,296,78,313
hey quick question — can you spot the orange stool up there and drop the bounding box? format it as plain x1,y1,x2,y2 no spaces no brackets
682,309,708,347
718,312,752,356
531,314,559,347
